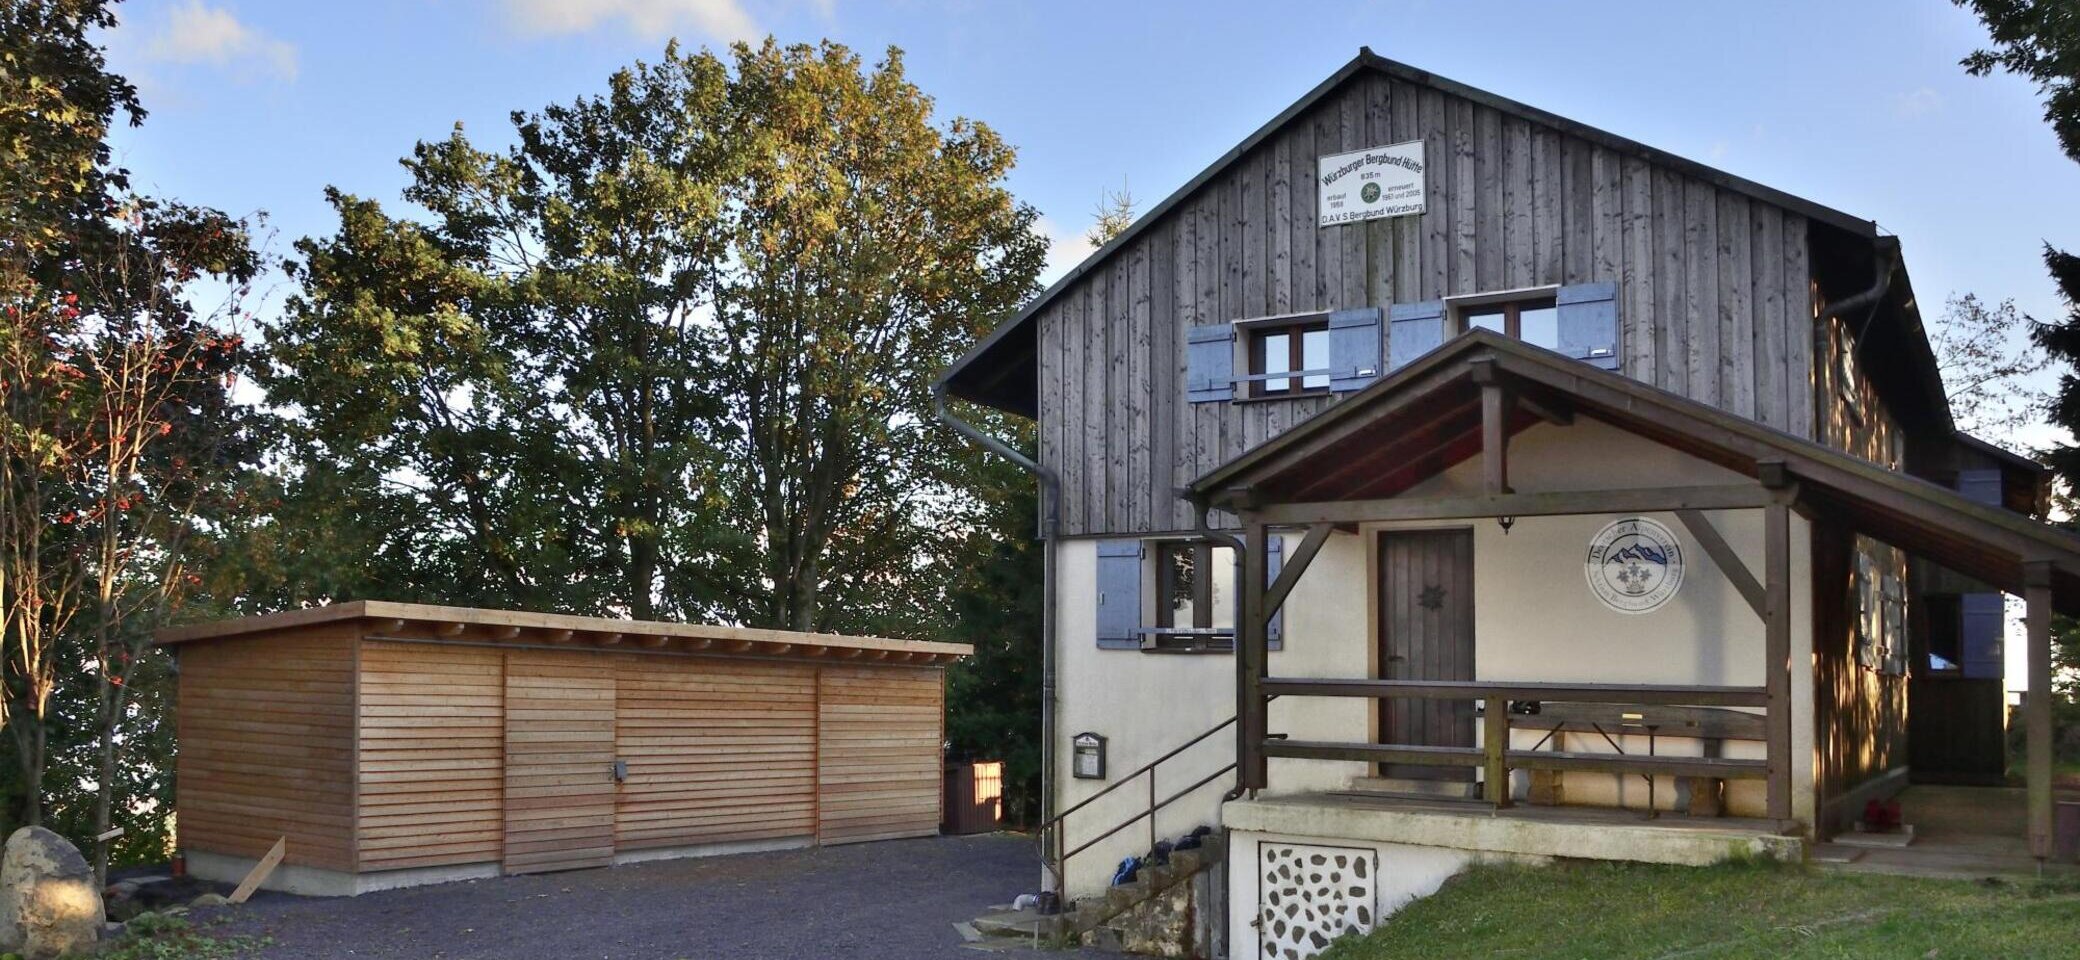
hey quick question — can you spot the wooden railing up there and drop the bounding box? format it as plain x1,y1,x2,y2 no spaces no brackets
1255,678,1773,809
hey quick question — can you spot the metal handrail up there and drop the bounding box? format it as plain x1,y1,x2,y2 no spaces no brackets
1039,702,1273,895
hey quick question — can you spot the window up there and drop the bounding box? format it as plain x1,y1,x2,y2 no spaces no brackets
1246,317,1331,397
1452,290,1560,350
1923,594,1962,674
1153,541,1236,632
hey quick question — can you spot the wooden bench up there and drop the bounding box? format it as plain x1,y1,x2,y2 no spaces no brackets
1504,702,1767,816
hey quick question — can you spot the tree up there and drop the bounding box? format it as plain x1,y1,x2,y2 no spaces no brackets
1,2,264,878
1,0,142,822
1960,1,2080,165
941,431,1043,824
1930,292,2051,440
1087,181,1136,248
267,41,1047,636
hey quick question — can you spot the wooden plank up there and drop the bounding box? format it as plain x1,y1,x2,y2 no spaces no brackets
1621,156,1654,381
1675,509,1766,618
1686,181,1720,408
1719,192,1756,419
1260,677,1769,707
1783,214,1813,439
1268,740,1484,766
1253,484,1773,526
1752,203,1787,432
230,835,284,904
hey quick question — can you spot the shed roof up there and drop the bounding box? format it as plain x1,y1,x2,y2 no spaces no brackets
940,47,1882,417
154,600,972,665
1187,329,2080,614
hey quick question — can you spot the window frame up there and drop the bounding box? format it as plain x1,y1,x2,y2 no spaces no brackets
1446,286,1561,346
1234,312,1334,400
1152,540,1213,630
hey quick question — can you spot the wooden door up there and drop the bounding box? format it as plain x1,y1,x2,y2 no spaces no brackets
1377,529,1476,779
502,650,617,874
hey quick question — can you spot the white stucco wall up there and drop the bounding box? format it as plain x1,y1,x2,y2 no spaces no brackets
1050,417,1819,898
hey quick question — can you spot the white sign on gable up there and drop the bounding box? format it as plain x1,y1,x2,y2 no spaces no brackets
1317,140,1426,227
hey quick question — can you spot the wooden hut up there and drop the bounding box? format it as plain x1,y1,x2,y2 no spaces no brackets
155,601,969,895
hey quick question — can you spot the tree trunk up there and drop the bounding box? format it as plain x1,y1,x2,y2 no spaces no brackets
10,719,44,827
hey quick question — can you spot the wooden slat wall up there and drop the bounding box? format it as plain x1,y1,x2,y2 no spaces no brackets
502,650,616,874
1038,72,1817,536
816,666,944,844
176,627,356,871
356,642,503,871
615,657,816,850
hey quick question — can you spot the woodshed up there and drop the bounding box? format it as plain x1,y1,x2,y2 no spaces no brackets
155,601,969,896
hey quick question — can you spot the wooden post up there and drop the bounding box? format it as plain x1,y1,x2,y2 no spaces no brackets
1484,696,1511,809
1241,519,1270,790
1763,497,1792,822
2025,560,2054,861
1475,362,1512,495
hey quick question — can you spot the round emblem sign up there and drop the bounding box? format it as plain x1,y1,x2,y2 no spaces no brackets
1360,181,1382,203
1585,517,1684,614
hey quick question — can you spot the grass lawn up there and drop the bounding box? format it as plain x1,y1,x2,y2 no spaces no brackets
1317,859,2080,959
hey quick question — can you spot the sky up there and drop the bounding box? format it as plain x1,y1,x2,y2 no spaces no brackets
100,0,2078,325
93,0,2076,689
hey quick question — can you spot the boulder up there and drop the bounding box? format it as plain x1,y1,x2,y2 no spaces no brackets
0,827,104,960
188,893,229,909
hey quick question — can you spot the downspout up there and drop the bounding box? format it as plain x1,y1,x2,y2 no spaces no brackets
1189,498,1253,804
1822,237,1899,351
931,383,1061,889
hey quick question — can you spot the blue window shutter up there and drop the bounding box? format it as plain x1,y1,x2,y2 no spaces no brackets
1555,282,1620,370
1186,325,1237,403
1387,301,1447,371
1960,592,2004,680
1265,536,1285,651
1328,307,1385,393
1095,540,1143,650
1957,469,2002,508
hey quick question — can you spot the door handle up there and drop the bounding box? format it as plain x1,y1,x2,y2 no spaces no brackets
611,759,628,783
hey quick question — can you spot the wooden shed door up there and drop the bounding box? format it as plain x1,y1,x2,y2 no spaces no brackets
1377,529,1476,780
502,650,617,874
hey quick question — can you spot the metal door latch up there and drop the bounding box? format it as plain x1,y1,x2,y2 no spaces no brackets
612,759,628,783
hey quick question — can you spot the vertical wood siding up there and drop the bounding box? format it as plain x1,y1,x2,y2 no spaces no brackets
815,665,943,844
356,642,504,871
176,628,357,871
615,657,817,849
1038,75,1816,537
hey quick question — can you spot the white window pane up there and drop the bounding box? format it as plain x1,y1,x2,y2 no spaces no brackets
1520,304,1559,349
1467,309,1505,334
1262,332,1291,392
1209,546,1236,629
1302,328,1330,389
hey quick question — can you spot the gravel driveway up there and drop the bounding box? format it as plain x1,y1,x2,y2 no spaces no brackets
203,834,1101,959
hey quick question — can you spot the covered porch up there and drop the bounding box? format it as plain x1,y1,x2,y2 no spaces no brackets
1195,330,2080,864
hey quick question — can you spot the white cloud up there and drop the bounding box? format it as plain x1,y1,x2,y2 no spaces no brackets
504,0,761,43
144,2,297,82
1034,215,1096,285
1895,87,1943,119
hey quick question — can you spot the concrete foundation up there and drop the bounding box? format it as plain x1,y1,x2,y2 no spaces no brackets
1223,793,1804,958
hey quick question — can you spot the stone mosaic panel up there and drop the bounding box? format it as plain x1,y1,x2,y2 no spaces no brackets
1257,842,1377,960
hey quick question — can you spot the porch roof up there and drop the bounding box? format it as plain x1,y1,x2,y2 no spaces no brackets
1187,329,2080,612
